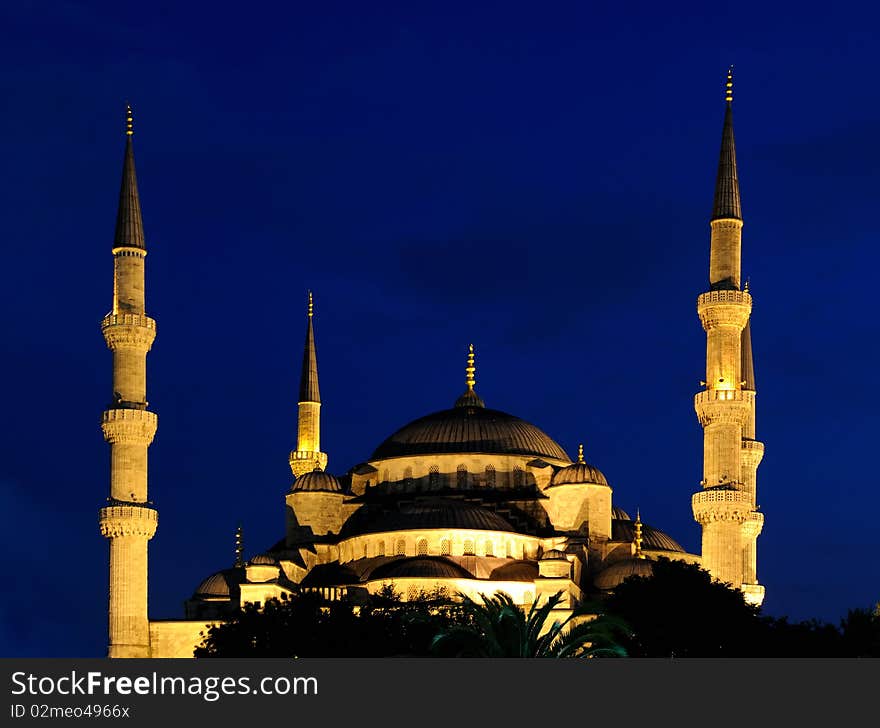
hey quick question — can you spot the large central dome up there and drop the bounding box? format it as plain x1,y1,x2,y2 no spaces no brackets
370,405,570,461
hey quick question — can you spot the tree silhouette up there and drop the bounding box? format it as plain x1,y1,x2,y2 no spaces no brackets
430,591,628,658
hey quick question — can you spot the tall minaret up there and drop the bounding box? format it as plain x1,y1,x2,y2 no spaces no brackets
691,70,765,606
289,292,327,478
98,106,159,657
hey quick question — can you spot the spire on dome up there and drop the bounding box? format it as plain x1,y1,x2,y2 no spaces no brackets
711,67,742,222
234,524,244,568
298,291,320,403
577,443,585,464
113,104,145,249
455,344,485,408
634,510,644,559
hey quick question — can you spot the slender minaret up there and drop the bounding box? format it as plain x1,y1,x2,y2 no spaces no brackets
691,70,764,605
289,292,327,477
98,105,159,657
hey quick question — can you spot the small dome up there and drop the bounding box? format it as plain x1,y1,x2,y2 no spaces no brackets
611,519,684,552
540,549,568,561
193,568,243,597
249,553,278,565
292,467,343,493
594,558,654,590
550,461,608,486
611,506,631,520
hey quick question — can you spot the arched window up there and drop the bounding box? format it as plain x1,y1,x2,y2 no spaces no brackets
377,540,385,556
440,539,451,555
485,465,496,487
363,542,369,559
395,539,406,556
457,464,468,488
407,585,420,602
484,540,494,557
403,467,414,488
417,538,428,556
513,466,525,487
429,465,440,488
463,539,475,556
506,541,513,558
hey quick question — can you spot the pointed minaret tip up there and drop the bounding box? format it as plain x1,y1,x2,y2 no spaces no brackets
298,291,320,403
711,66,742,222
113,103,145,249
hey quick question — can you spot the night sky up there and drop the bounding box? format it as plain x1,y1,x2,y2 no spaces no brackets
2,2,879,657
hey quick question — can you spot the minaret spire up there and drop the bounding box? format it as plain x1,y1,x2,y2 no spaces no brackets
455,344,485,408
290,291,327,477
113,105,145,252
99,103,159,657
233,524,244,568
634,510,644,559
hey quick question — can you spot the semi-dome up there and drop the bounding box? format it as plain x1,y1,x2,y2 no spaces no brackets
370,406,569,461
249,553,278,565
339,498,516,538
291,466,343,493
594,558,654,590
612,506,631,520
489,560,539,581
550,444,608,486
370,557,472,580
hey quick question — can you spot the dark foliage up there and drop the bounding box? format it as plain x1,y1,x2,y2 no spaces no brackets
604,557,880,657
194,586,466,658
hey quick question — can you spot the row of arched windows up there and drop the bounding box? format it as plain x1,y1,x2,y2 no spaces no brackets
351,536,519,561
381,464,525,487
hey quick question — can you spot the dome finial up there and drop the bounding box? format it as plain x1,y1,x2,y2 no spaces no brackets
126,103,133,137
466,344,476,391
307,290,313,318
634,510,644,559
725,66,733,104
577,443,585,464
313,456,323,472
234,523,244,567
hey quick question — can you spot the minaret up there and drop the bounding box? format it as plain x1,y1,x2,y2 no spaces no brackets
691,70,764,605
98,105,159,657
289,292,327,477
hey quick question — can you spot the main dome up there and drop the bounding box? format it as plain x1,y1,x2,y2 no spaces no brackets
369,405,569,461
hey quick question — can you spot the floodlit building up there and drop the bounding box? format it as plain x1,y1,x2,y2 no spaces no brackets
98,72,763,658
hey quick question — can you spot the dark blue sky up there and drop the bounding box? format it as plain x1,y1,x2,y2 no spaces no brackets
2,1,878,657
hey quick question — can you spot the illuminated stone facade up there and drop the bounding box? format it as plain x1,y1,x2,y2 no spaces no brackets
99,78,765,658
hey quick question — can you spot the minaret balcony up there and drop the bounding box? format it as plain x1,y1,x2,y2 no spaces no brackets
741,439,765,468
742,510,764,539
99,500,158,539
696,289,751,330
102,313,156,351
102,408,158,445
694,389,753,426
692,488,752,524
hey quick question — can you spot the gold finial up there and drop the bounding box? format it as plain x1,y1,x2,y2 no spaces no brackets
744,277,750,293
634,510,644,559
465,344,476,391
126,104,133,137
314,457,322,471
577,443,585,464
234,523,244,567
725,66,733,103
307,290,314,318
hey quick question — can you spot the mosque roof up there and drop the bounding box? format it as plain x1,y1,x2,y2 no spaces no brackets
291,467,344,493
594,558,655,590
192,567,245,597
370,405,569,461
339,498,517,538
611,518,684,552
369,557,472,580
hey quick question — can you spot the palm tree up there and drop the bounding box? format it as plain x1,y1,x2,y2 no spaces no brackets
430,590,629,658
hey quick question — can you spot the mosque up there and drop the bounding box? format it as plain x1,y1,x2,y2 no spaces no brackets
98,71,764,658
